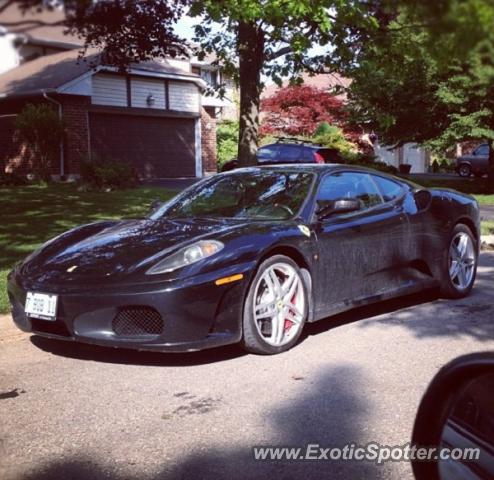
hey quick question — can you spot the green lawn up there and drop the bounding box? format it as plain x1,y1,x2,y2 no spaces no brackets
0,184,177,314
482,221,494,235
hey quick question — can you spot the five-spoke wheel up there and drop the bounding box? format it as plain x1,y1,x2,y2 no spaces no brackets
242,255,308,354
441,224,477,298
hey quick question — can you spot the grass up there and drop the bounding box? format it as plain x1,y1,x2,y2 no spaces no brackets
0,183,177,314
481,221,494,236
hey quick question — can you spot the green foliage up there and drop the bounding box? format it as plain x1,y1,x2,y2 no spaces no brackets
80,155,139,190
14,103,64,181
190,1,336,85
331,0,494,188
314,122,332,136
312,124,355,156
216,120,239,167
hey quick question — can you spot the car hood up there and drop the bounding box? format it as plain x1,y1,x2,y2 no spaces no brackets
20,217,249,284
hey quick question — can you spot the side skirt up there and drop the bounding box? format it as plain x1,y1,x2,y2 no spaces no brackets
310,278,439,323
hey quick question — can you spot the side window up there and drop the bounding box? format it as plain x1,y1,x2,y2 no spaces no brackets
475,144,489,156
257,146,279,163
317,172,383,211
371,175,404,202
277,145,303,162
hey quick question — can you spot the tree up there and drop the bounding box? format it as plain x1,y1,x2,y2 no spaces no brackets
260,85,349,137
0,0,189,64
330,0,494,189
189,1,345,166
15,103,64,181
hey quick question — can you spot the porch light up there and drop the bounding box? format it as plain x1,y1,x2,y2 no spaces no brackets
146,94,155,107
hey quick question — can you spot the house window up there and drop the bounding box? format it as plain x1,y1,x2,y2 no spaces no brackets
200,69,218,87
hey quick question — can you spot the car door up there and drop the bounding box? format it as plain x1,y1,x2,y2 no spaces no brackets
472,144,489,173
312,171,409,318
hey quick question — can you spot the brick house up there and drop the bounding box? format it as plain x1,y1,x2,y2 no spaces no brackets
0,3,231,179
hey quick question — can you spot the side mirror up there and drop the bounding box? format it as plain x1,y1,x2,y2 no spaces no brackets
316,198,361,220
411,352,494,480
413,190,432,212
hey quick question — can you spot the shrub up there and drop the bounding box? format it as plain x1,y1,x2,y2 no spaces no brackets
314,121,332,136
312,124,355,157
217,120,239,168
431,160,440,173
0,171,29,186
80,155,139,190
15,103,64,181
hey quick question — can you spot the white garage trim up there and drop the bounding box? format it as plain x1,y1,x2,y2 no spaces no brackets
195,117,202,178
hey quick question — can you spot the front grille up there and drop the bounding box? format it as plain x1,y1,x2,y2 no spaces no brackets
31,318,71,337
112,306,163,337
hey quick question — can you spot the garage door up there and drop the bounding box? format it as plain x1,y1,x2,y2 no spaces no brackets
89,113,196,178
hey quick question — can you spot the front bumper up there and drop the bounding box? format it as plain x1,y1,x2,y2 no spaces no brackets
7,262,255,352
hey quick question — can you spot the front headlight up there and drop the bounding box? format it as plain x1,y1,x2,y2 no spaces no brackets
146,240,224,275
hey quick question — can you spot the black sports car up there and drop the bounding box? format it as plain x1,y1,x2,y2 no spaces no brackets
7,165,480,355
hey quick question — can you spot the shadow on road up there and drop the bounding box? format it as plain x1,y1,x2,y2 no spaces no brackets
30,336,247,367
304,288,440,340
15,365,387,480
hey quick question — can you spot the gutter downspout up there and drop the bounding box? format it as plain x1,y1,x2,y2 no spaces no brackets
43,91,65,180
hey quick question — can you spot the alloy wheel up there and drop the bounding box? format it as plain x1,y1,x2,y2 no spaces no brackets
252,262,305,347
449,232,476,291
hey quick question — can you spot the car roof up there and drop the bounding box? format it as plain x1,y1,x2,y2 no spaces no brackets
223,163,365,175
260,142,323,150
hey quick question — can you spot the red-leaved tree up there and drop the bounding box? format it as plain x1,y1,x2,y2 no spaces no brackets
260,85,360,140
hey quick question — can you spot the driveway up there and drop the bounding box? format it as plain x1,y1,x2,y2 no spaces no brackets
480,204,494,221
1,253,494,480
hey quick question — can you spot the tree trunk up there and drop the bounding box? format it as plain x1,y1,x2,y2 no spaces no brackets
489,139,494,193
237,21,264,167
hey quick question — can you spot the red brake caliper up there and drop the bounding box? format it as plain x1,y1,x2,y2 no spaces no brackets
284,293,296,331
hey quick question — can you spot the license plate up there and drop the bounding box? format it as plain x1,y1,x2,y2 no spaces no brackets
25,292,58,321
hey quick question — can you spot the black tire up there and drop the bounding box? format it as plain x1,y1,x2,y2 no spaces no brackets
440,224,478,299
458,163,471,177
241,255,308,355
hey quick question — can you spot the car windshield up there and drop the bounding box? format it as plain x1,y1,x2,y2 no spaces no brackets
152,170,314,220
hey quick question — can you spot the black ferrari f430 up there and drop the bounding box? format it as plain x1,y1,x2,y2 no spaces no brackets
8,165,480,354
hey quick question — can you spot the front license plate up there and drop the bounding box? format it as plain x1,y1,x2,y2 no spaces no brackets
25,292,58,321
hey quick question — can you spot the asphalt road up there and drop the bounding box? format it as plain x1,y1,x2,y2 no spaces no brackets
480,204,494,221
1,253,494,480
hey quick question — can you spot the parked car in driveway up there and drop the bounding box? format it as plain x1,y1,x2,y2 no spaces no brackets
456,143,490,177
8,165,480,355
220,137,342,172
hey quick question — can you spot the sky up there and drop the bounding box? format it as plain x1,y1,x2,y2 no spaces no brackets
174,15,198,40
